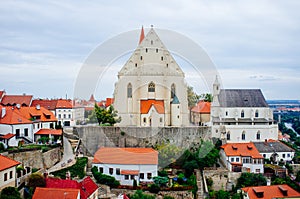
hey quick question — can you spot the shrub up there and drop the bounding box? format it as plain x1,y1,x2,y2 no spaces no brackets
0,142,5,151
51,157,87,179
91,166,120,188
0,187,21,199
163,196,174,199
149,183,160,193
130,190,155,199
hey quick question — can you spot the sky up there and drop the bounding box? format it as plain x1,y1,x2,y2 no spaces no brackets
0,0,300,100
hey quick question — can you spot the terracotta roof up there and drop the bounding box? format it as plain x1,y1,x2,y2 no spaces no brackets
121,170,139,175
242,184,300,199
56,99,73,109
106,98,114,107
17,106,57,122
35,129,62,136
220,143,263,159
139,26,145,44
0,133,15,140
0,155,20,171
140,100,164,114
0,107,33,124
191,101,211,113
1,95,33,106
32,187,80,199
46,177,98,199
31,100,58,110
93,147,158,165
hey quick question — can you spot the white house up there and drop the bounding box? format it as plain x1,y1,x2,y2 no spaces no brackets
113,26,189,127
92,147,158,186
0,155,20,191
253,140,295,163
220,142,264,173
211,76,278,143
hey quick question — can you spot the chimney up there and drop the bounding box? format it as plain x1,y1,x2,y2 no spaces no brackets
36,104,40,110
1,107,6,118
278,186,288,196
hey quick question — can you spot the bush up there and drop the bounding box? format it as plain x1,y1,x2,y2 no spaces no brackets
0,187,21,199
0,142,5,151
129,190,155,199
163,196,174,199
149,183,160,193
236,173,267,189
153,176,168,187
91,166,120,188
51,157,87,179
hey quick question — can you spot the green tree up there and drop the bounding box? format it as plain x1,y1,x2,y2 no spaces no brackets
94,104,121,126
153,176,169,187
27,173,46,189
187,86,200,108
155,141,183,168
0,187,21,199
130,190,155,199
199,93,213,102
215,190,230,199
236,173,267,189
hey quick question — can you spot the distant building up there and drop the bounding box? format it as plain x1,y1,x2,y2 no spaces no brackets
253,140,295,163
241,184,300,199
32,187,80,199
211,76,278,143
113,27,189,127
0,155,20,191
92,147,158,185
191,100,211,126
220,142,264,173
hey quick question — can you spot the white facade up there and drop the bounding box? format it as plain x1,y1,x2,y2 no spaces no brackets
113,27,189,127
92,163,157,186
140,105,164,127
0,123,33,146
55,108,75,126
0,166,17,191
261,151,294,162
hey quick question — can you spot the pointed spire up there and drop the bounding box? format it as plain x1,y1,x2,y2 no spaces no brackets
139,26,145,44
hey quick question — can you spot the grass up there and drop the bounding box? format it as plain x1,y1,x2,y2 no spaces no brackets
51,157,88,179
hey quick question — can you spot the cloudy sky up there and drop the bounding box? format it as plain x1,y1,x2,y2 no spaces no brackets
1,0,300,100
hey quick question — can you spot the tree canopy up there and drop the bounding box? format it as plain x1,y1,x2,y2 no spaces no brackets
0,187,21,199
94,104,121,126
187,86,200,108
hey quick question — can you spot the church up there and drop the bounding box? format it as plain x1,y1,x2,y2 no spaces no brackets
113,26,189,127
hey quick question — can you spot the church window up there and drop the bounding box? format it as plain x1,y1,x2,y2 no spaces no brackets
143,117,146,123
227,132,230,140
241,110,244,118
255,110,259,117
151,40,153,45
140,56,143,60
171,84,176,98
146,48,148,53
156,49,158,53
242,131,246,140
127,83,132,98
177,106,179,109
256,131,260,140
161,56,163,61
225,111,228,116
177,115,179,119
148,82,155,92
166,63,168,67
135,63,137,67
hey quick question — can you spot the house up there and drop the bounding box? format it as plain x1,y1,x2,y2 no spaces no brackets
211,76,278,143
32,187,80,199
113,26,189,127
191,100,211,126
241,184,300,199
253,140,295,163
34,129,62,144
220,142,264,173
92,147,158,185
1,94,33,107
45,176,98,199
0,155,20,191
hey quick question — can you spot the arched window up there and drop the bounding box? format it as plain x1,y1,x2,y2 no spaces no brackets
256,131,261,140
127,83,132,98
241,110,245,118
148,82,155,92
145,48,148,53
171,84,176,98
255,110,259,117
227,131,230,140
242,131,246,140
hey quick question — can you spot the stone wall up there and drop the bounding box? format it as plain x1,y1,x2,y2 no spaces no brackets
7,148,61,169
75,126,211,156
111,189,193,199
203,168,241,192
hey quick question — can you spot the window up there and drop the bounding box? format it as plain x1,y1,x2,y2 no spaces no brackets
140,56,143,60
156,48,158,53
131,175,135,180
135,63,137,67
24,128,28,136
140,173,144,179
236,158,240,162
160,117,163,123
16,129,20,138
226,132,230,140
288,153,290,158
241,110,244,118
63,114,66,118
282,154,286,158
242,131,246,140
225,111,228,116
127,83,132,98
255,110,259,117
147,173,152,179
151,40,153,45
69,114,71,119
146,48,148,53
256,169,260,173
99,167,103,173
116,168,120,175
125,175,129,180
256,131,260,140
161,56,163,61
177,115,179,119
58,114,61,119
263,154,266,158
166,63,168,67
231,158,234,162
10,171,13,179
171,84,176,98
109,168,113,175
148,82,155,92
4,173,7,181
143,118,146,123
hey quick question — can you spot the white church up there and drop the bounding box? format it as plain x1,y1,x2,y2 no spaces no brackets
113,27,189,127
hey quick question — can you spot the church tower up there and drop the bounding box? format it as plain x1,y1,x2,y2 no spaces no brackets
113,26,189,127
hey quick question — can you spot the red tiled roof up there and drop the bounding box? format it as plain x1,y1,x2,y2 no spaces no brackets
0,107,33,124
121,170,139,175
0,133,15,140
93,147,158,165
241,184,300,199
31,100,58,110
17,106,57,122
220,143,263,159
46,177,98,199
32,187,80,199
140,100,164,114
89,94,96,102
106,98,114,107
0,155,20,171
1,95,33,106
191,101,211,114
56,99,73,109
35,129,62,136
